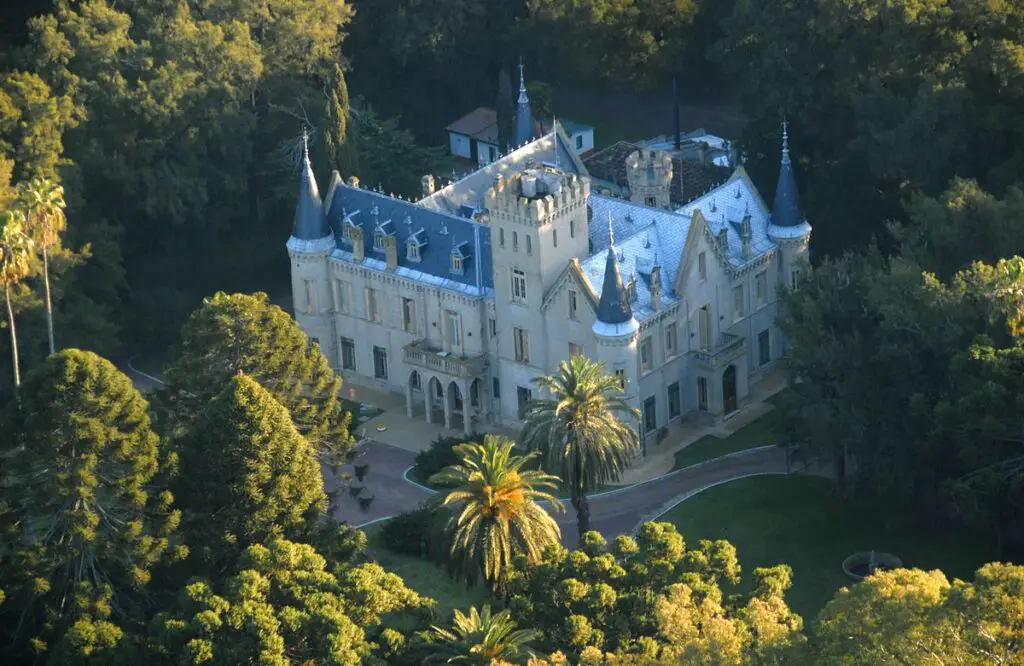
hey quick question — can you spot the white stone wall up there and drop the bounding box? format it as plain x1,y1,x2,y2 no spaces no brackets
448,132,472,160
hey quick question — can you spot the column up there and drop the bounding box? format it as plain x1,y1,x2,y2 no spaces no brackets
406,377,414,419
443,383,453,430
462,379,472,436
424,378,433,424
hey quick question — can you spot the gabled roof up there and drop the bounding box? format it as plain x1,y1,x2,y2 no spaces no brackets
582,140,731,205
327,185,493,295
446,107,499,144
419,125,588,215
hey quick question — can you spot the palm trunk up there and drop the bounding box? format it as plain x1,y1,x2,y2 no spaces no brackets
572,453,590,539
42,245,55,355
5,282,20,391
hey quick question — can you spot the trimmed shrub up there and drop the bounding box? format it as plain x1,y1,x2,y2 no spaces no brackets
413,433,484,485
380,501,448,558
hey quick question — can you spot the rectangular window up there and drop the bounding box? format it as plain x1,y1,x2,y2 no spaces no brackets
365,288,381,323
575,134,583,150
645,195,657,208
791,268,801,291
756,272,768,307
526,234,532,255
499,227,505,248
517,386,532,419
373,233,386,251
668,382,681,419
372,345,388,380
492,377,501,399
514,327,530,363
445,310,462,347
570,217,575,238
698,252,707,281
569,342,583,357
733,285,745,320
340,337,355,370
568,290,578,320
759,329,771,367
488,145,497,162
697,376,708,411
615,368,626,390
402,297,416,333
553,230,558,248
665,323,677,357
451,255,463,273
410,372,421,389
303,280,316,314
488,318,497,337
640,338,653,373
513,231,518,252
698,306,711,350
511,269,527,302
407,242,420,261
334,279,350,313
643,396,657,433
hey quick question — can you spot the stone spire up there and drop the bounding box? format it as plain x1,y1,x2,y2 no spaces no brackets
770,118,805,228
291,130,329,240
595,213,634,326
514,57,535,147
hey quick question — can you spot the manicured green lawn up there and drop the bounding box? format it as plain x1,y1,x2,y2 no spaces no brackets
362,523,491,621
672,396,788,471
661,475,995,624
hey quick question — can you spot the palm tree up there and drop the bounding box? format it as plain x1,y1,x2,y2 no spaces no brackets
18,177,66,355
520,355,640,540
0,213,35,391
424,605,540,665
429,435,563,588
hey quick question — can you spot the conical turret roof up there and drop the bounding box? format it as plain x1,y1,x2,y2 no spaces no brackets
514,58,535,147
595,216,634,326
770,120,805,229
291,133,330,240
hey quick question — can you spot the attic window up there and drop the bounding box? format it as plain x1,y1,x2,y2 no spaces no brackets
407,229,426,262
342,211,360,242
627,278,637,302
373,218,394,252
451,241,470,276
408,243,420,261
373,232,386,251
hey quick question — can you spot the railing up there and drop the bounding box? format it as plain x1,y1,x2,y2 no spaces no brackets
403,341,486,379
690,333,746,366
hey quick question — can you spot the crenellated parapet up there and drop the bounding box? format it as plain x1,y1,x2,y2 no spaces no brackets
484,168,590,228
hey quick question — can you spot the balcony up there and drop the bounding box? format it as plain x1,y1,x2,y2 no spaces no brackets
403,340,487,379
690,332,746,369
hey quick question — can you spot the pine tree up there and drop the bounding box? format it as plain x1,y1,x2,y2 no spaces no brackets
0,349,185,660
174,373,328,569
165,292,355,463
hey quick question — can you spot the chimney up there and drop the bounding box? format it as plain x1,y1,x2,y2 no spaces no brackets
350,227,365,262
384,235,398,271
650,265,662,311
348,175,360,188
672,77,681,151
422,174,435,197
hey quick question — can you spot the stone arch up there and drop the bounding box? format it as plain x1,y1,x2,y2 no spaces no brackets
469,378,481,408
405,370,423,419
426,375,446,424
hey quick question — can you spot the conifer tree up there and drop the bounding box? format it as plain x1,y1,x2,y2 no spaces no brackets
0,349,185,660
174,373,328,569
165,292,355,463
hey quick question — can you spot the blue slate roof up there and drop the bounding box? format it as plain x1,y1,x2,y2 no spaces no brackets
770,124,805,228
327,185,494,293
292,152,329,240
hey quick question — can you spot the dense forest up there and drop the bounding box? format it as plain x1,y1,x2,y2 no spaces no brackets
2,0,1024,663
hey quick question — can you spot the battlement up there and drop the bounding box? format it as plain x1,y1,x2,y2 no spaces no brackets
625,149,672,209
484,168,590,226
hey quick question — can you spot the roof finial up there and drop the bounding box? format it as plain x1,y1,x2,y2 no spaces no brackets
781,117,790,166
517,56,529,105
302,127,310,164
608,212,615,249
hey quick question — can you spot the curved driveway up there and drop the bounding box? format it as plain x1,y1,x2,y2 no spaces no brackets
335,440,815,547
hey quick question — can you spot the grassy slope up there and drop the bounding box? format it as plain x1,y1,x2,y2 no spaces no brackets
662,475,994,623
672,392,788,471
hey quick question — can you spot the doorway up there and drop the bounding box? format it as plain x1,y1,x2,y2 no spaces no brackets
722,365,737,414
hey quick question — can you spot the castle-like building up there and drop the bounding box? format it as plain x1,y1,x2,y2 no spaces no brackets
287,71,810,445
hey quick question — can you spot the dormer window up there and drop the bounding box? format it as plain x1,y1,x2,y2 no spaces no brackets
627,277,637,302
407,229,427,262
373,218,395,253
342,211,360,242
451,241,470,276
373,232,386,251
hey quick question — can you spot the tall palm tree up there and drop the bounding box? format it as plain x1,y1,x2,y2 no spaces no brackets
424,605,540,665
520,355,640,540
0,213,35,391
430,435,563,588
18,177,66,355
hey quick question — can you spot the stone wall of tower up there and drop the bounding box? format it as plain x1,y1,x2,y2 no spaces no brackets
289,247,336,360
626,149,673,209
593,329,640,426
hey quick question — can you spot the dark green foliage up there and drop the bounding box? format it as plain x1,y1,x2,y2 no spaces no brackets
413,433,485,486
165,292,355,463
174,373,328,569
380,502,449,559
0,349,185,661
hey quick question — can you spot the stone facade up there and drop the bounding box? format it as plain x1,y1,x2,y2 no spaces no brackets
625,149,673,210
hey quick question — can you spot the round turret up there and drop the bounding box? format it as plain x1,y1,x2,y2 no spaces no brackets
626,149,673,210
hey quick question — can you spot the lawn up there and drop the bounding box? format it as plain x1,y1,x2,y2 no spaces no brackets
671,393,789,471
362,523,492,622
661,475,995,624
